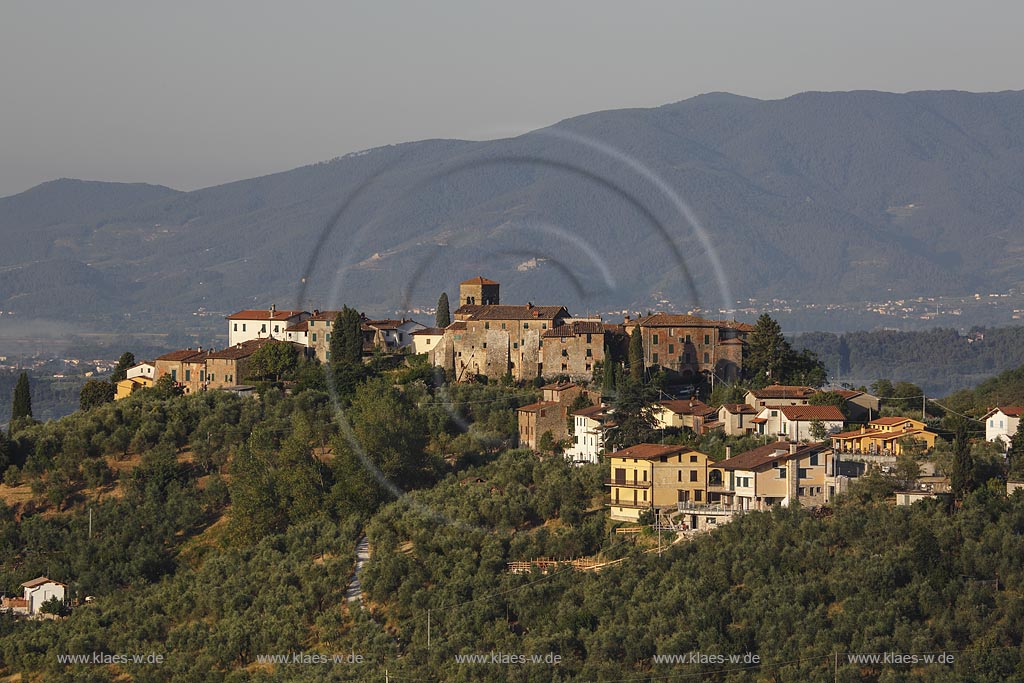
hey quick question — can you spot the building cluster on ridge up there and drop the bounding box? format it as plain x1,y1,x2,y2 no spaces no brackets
116,276,753,398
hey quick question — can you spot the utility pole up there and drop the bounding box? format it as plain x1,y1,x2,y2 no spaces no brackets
88,508,92,540
922,395,927,421
427,609,431,651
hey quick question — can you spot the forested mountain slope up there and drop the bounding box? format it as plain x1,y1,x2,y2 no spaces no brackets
2,90,1024,322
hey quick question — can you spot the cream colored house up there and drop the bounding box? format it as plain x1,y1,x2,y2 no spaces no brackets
717,403,758,436
752,405,845,441
983,407,1021,450
708,440,837,511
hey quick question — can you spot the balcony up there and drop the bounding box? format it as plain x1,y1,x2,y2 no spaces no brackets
676,502,744,514
604,497,653,509
604,479,653,489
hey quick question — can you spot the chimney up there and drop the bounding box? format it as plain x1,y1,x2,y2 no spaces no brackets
789,443,798,455
725,446,732,459
860,426,866,434
624,315,631,324
270,304,277,314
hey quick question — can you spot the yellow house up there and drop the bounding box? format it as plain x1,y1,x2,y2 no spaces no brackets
115,376,153,400
606,444,711,521
831,417,939,455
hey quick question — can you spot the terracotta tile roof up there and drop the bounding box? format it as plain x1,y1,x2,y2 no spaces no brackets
285,321,309,332
473,305,569,321
834,389,865,399
870,416,918,426
362,318,408,330
749,384,817,399
719,338,745,345
610,443,699,461
21,576,65,588
658,399,713,416
543,320,606,337
603,323,626,334
636,313,722,328
635,313,753,332
460,276,500,285
412,327,446,335
517,401,557,413
155,349,205,362
717,441,826,471
751,417,768,424
206,338,296,361
453,304,487,317
541,381,577,391
778,405,846,422
721,403,757,414
309,310,345,321
573,405,611,419
227,309,307,321
996,406,1024,418
446,321,467,331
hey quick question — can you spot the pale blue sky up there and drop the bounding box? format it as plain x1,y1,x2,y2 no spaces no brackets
1,0,1022,197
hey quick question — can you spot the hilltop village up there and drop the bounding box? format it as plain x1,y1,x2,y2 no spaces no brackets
106,276,1022,535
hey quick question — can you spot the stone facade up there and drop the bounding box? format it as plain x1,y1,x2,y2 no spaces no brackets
632,313,750,383
459,276,500,306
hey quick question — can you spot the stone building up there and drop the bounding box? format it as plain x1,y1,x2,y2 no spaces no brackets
459,276,500,306
439,303,571,381
541,321,627,382
632,313,751,383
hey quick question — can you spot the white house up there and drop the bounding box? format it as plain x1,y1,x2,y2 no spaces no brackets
21,577,66,615
227,306,310,346
566,405,613,465
362,318,426,351
983,407,1022,449
410,327,445,355
753,405,845,442
125,362,155,380
283,320,310,346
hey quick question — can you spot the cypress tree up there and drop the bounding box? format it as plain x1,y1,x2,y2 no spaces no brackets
602,353,617,395
110,351,136,382
11,372,32,422
435,293,451,328
330,307,364,366
628,325,644,384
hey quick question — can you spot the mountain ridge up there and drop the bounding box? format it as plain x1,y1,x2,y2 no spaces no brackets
2,89,1024,328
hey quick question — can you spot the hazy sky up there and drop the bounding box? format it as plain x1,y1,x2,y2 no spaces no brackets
2,1,1022,197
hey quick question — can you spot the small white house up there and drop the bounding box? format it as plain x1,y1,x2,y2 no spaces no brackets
410,327,446,355
753,405,845,442
566,405,613,465
21,577,66,615
125,362,155,380
983,407,1022,450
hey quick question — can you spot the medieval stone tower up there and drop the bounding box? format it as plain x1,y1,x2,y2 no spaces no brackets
459,276,500,306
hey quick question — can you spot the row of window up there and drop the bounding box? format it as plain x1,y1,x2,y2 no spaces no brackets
651,333,712,345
